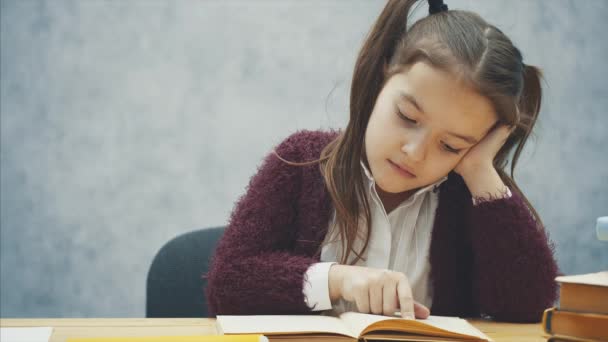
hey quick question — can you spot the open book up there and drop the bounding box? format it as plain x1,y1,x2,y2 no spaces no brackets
217,312,491,341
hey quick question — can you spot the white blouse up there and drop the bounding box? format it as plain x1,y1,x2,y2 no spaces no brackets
302,161,448,314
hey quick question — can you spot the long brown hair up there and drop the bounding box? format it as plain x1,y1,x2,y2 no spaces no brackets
277,0,545,264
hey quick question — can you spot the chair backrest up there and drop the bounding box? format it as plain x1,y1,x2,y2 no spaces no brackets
146,226,226,317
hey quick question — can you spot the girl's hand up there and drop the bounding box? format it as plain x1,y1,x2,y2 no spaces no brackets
454,124,514,177
328,264,430,319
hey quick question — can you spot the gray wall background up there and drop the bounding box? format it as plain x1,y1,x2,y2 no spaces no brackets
1,0,606,318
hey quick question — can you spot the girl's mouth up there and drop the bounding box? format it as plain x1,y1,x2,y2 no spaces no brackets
388,160,416,178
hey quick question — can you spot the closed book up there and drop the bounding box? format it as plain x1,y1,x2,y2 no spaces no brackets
547,338,603,342
556,271,608,315
217,312,491,341
542,308,608,342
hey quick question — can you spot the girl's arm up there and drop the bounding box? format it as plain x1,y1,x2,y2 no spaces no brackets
205,132,319,316
463,167,559,323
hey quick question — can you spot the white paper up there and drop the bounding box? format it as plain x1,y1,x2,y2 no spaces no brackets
0,327,53,342
555,271,608,287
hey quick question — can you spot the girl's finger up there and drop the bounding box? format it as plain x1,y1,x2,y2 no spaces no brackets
494,125,514,142
414,301,430,319
355,288,370,313
382,281,398,316
369,281,383,314
397,277,415,319
482,125,512,151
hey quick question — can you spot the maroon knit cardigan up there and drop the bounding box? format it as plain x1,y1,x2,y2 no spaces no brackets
205,130,559,322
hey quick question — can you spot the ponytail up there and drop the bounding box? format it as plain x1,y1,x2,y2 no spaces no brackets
511,64,543,177
495,64,545,227
349,0,418,127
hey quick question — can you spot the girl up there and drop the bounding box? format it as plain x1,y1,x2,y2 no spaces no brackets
206,0,559,323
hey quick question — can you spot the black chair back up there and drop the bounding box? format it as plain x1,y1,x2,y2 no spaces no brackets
146,226,225,317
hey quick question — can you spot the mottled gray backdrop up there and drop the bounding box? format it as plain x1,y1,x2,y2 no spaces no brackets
1,0,607,317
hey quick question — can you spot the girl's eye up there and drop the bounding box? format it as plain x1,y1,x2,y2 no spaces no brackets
442,143,461,154
397,109,461,154
398,111,417,124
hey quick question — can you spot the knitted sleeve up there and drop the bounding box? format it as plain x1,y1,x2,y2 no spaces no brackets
468,188,559,323
204,131,319,316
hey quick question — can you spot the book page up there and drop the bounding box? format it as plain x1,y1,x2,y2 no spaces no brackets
555,271,608,287
216,315,356,338
338,312,489,340
66,336,267,342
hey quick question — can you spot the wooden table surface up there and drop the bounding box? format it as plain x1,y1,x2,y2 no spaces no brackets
0,318,546,342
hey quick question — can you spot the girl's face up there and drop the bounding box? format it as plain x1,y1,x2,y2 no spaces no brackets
365,61,497,198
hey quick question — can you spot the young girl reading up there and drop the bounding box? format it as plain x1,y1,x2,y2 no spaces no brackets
206,0,559,323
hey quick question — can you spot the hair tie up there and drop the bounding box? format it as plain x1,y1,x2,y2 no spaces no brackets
428,0,448,14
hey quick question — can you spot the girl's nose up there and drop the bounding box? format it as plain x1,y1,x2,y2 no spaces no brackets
401,133,428,162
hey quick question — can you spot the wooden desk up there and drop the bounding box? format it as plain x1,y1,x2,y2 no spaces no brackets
1,318,545,342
